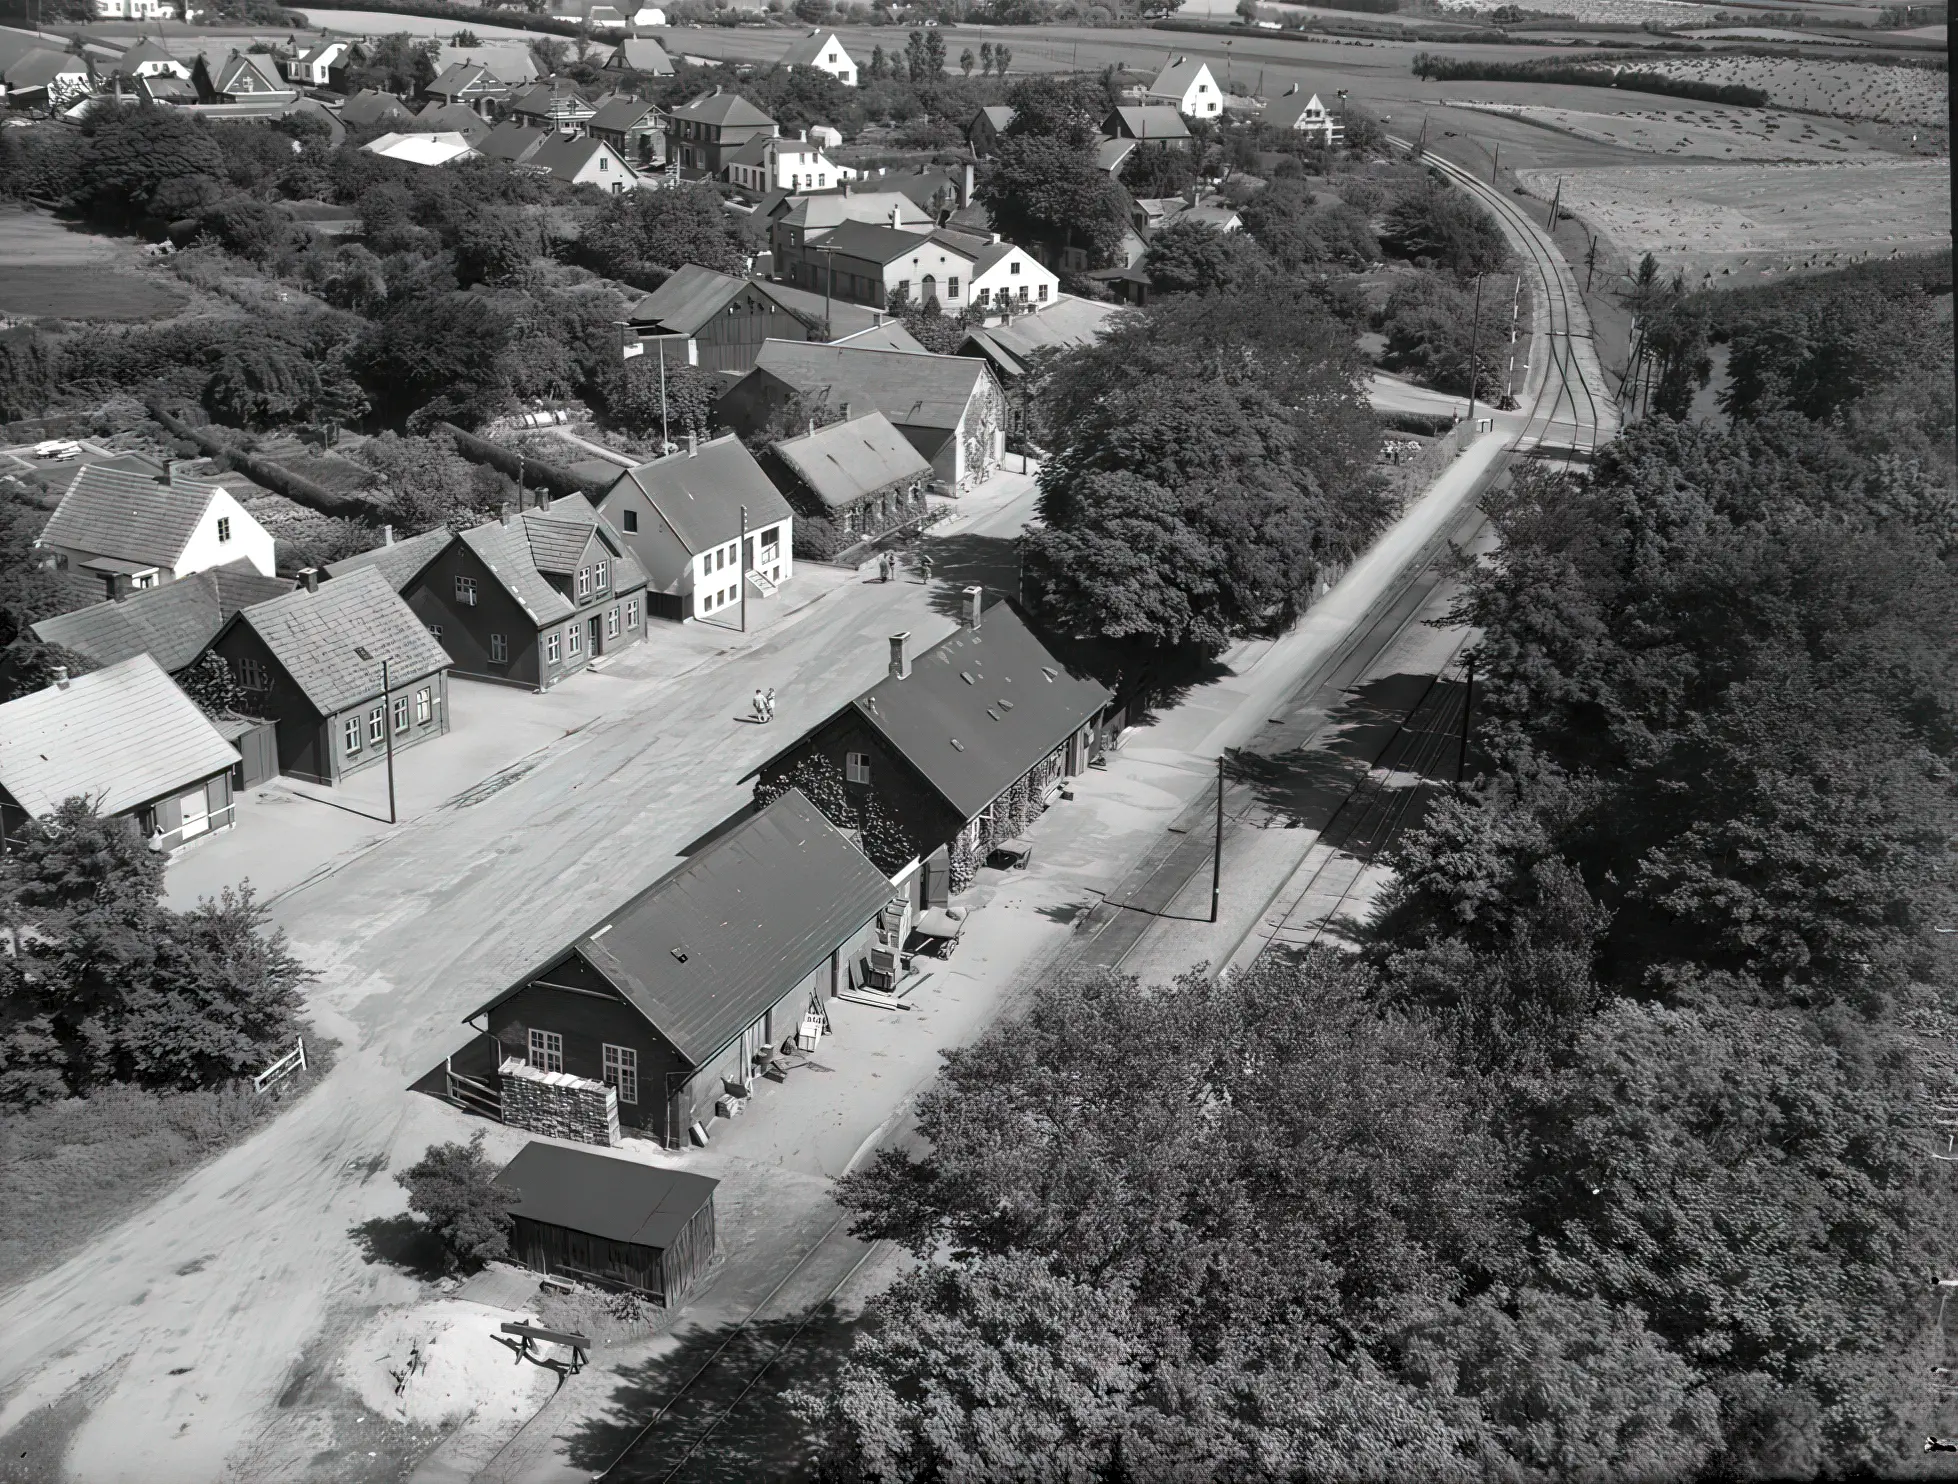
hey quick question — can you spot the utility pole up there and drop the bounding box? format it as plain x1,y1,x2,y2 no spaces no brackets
1490,141,1498,182
1414,115,1428,157
657,338,668,452
1547,175,1563,233
1209,754,1224,924
1585,232,1599,294
1465,272,1484,426
739,503,748,634
1456,661,1474,784
382,655,396,825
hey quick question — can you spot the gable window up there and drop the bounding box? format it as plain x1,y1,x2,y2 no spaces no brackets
1010,261,1020,275
528,1028,563,1074
455,575,478,606
392,695,410,733
489,633,508,663
236,655,269,690
343,716,362,755
428,623,443,639
602,1043,638,1104
415,686,432,724
216,516,232,543
368,707,385,745
623,508,638,533
846,751,871,785
595,561,609,591
545,630,562,664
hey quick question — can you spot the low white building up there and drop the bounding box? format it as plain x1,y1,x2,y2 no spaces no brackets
1144,54,1222,119
524,132,645,191
726,134,844,196
781,29,855,86
281,39,348,87
38,465,276,590
966,238,1060,314
630,6,666,23
1266,84,1342,145
363,130,480,167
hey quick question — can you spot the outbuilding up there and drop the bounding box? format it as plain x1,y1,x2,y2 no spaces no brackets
494,1141,717,1303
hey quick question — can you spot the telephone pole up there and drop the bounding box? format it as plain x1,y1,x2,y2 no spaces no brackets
1456,661,1474,784
1465,273,1485,426
1490,141,1499,182
1209,754,1224,924
1547,175,1563,233
739,504,748,634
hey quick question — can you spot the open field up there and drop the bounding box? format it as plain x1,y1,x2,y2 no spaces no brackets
1450,97,1887,157
0,208,186,323
1613,52,1949,124
1431,0,1727,22
1519,157,1952,282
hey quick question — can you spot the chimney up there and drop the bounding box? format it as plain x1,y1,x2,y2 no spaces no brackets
102,571,132,602
382,524,395,546
964,585,983,629
889,206,899,229
839,400,851,420
500,502,515,527
300,567,320,593
164,459,195,487
539,490,553,511
50,665,68,690
960,161,973,208
889,631,911,680
687,431,699,457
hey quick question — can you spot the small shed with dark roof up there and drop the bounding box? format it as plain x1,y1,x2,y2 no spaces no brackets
468,788,896,1147
199,567,453,786
494,1142,716,1301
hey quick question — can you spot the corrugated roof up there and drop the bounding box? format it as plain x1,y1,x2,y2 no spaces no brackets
481,788,893,1064
40,467,223,571
493,1142,716,1248
324,527,455,592
627,263,745,335
669,88,773,128
234,567,452,717
771,411,932,510
849,603,1110,821
601,437,791,556
31,563,294,673
751,341,991,433
0,654,239,821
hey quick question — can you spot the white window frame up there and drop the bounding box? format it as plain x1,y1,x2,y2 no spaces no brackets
595,560,609,591
455,575,478,606
216,516,231,543
528,1028,563,1074
392,695,410,733
368,708,385,745
343,716,362,755
415,686,432,724
602,1043,638,1104
545,630,562,664
625,597,639,628
607,606,620,638
566,623,582,657
489,632,508,663
237,655,268,690
577,567,592,598
846,751,871,785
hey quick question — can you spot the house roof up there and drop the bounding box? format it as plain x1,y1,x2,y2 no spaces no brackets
109,38,178,75
4,48,85,89
510,80,591,115
478,119,553,164
669,88,773,129
214,51,291,96
40,466,225,572
626,263,748,336
438,42,537,85
342,88,411,125
1148,55,1212,98
840,603,1111,821
771,411,932,511
607,36,673,72
588,94,661,132
781,28,847,66
813,219,972,268
364,131,478,166
294,40,344,65
1107,105,1190,140
600,436,791,556
414,99,490,138
0,654,239,821
453,495,647,628
777,191,929,233
750,341,991,433
1266,89,1332,129
228,567,452,717
724,133,772,169
492,1143,717,1250
426,61,497,97
323,527,455,593
1181,204,1242,231
475,788,894,1065
1096,137,1136,174
525,132,619,181
831,321,927,354
31,563,295,674
746,278,886,340
973,104,1014,133
960,295,1121,379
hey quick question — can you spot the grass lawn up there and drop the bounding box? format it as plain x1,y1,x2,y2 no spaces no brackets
0,265,187,322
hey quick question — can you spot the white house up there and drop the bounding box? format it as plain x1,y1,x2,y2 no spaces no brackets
281,39,348,87
1266,84,1342,145
363,130,480,167
524,133,645,191
39,466,276,590
101,38,191,81
630,6,666,23
725,134,844,197
1145,55,1222,119
781,29,855,87
967,238,1060,315
92,0,178,18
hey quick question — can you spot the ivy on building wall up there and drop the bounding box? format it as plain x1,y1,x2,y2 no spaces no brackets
757,752,920,877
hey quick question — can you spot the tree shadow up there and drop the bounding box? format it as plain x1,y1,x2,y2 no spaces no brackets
918,530,1024,618
350,1214,448,1281
564,1306,864,1481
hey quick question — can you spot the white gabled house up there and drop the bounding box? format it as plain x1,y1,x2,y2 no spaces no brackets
1144,55,1222,119
966,238,1060,315
725,134,845,197
523,133,645,191
780,29,856,87
281,39,349,87
1266,84,1342,145
38,465,276,592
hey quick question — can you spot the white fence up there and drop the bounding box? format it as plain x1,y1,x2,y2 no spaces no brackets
253,1037,308,1094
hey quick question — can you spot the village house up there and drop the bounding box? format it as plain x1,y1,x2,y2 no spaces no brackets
2,45,91,111
665,88,775,180
603,37,673,77
966,103,1014,158
200,567,452,786
1097,137,1137,176
509,80,596,134
780,29,856,86
465,787,896,1148
31,562,294,675
205,51,295,105
0,654,242,852
1102,105,1192,148
623,265,821,376
331,497,648,691
1144,55,1222,119
414,98,491,141
771,219,978,312
363,131,477,167
524,132,643,191
586,95,663,166
478,119,553,167
493,1143,717,1303
38,464,276,591
1265,84,1343,145
752,595,1111,898
767,190,931,274
725,133,845,200
341,88,411,128
434,41,537,88
960,294,1119,439
99,39,189,84
965,237,1060,313
765,411,934,545
421,61,510,117
719,341,1006,493
593,435,793,622
280,39,347,87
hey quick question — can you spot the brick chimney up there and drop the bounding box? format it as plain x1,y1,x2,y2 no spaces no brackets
500,502,515,527
51,665,68,690
960,161,973,208
964,585,983,629
889,631,911,679
300,567,320,593
164,459,195,487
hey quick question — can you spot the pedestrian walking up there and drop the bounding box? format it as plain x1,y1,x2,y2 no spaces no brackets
753,688,767,724
765,686,777,722
879,552,892,583
918,552,932,585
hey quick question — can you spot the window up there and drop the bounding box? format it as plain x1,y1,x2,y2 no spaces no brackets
392,695,410,733
598,154,608,170
1018,284,1029,301
577,567,592,598
602,1043,638,1104
368,708,385,745
566,623,581,656
455,575,478,606
527,1028,563,1074
975,287,989,306
895,279,909,300
1010,260,1021,275
236,655,269,690
625,597,639,628
415,686,432,724
488,632,510,665
623,508,638,533
343,716,362,755
595,561,609,591
216,516,231,543
847,752,872,784
1038,283,1049,302
545,630,561,664
713,548,724,572
947,276,960,299
607,606,620,639
428,623,443,640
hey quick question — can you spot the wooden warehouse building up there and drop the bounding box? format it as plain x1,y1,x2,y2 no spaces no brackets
493,1141,717,1303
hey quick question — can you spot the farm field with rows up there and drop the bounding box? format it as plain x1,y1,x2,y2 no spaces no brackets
1449,98,1880,158
1611,52,1949,124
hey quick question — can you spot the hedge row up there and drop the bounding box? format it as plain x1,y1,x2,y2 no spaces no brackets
438,420,594,499
148,403,376,518
1378,409,1458,437
288,0,590,38
1410,53,1771,106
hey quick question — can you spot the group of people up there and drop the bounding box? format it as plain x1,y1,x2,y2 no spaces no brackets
876,551,930,584
752,687,777,724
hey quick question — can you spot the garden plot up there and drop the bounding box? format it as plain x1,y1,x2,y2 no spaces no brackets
1518,159,1951,283
1615,54,1948,125
1451,99,1878,159
1430,0,1727,23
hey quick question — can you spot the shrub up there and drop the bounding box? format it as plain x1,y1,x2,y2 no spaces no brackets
396,1130,514,1273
